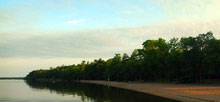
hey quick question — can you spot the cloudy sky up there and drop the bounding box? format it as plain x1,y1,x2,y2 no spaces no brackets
0,0,220,77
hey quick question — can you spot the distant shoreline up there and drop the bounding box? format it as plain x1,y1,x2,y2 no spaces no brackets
0,77,24,80
80,80,220,102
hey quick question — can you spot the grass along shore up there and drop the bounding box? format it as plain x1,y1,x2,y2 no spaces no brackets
80,80,220,102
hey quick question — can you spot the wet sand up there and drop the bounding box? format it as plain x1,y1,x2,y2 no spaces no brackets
80,80,220,102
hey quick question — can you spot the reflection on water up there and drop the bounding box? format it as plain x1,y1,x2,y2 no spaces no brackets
0,80,179,102
25,81,179,102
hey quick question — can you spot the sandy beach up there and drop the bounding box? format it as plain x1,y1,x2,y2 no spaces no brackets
80,80,220,102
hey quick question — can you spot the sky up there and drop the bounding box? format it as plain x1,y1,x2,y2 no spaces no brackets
0,0,220,77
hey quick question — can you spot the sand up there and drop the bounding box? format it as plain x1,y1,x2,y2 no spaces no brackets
80,80,220,102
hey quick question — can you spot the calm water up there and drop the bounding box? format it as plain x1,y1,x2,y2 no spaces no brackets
0,80,179,102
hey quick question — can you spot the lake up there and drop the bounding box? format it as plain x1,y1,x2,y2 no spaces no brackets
0,80,179,102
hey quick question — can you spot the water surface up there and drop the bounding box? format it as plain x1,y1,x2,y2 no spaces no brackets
0,80,179,102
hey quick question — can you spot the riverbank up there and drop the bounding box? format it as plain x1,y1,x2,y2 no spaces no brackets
80,80,220,102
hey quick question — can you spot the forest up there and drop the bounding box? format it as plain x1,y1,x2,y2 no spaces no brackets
26,32,220,83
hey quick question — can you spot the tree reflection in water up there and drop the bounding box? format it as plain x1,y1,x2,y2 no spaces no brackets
25,81,179,102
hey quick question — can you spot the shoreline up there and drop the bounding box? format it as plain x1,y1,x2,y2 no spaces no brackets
80,80,220,102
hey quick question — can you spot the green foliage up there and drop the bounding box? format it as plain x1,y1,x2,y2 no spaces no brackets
26,32,220,83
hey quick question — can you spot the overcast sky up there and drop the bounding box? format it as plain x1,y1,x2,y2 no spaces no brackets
1,0,220,77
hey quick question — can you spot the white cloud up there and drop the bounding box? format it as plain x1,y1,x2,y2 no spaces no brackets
1,19,220,59
126,20,220,40
0,57,107,77
66,19,85,24
153,0,220,22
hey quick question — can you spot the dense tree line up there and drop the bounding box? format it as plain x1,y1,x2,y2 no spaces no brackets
26,32,220,83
